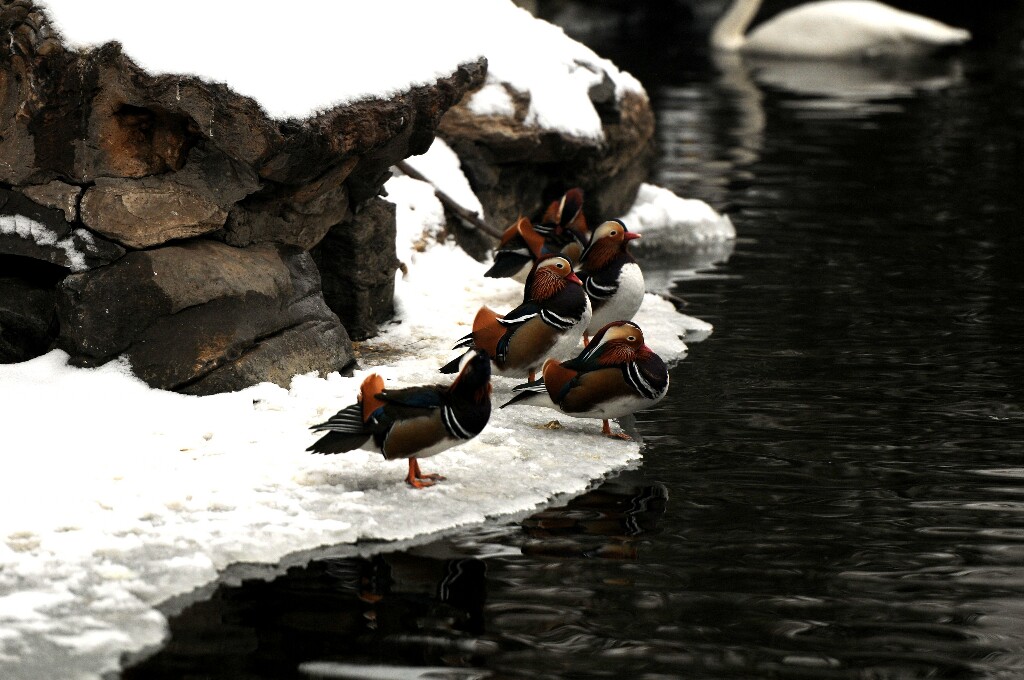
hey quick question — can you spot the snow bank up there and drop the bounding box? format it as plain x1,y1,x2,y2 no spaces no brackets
39,0,643,138
0,139,718,679
624,183,736,248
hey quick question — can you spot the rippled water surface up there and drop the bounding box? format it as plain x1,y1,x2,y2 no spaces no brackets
126,13,1024,680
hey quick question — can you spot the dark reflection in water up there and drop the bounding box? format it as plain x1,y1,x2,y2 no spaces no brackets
126,14,1024,680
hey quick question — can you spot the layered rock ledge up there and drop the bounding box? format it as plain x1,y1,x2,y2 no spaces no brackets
0,0,485,392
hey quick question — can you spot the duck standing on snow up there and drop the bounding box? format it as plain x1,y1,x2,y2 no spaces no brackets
308,349,492,489
578,219,645,345
501,321,668,439
484,188,589,281
710,0,971,59
444,255,592,381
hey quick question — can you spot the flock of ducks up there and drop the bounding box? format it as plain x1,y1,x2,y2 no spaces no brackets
307,189,669,488
303,1,974,488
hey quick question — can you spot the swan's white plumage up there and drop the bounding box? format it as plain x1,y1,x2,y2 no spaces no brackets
713,0,971,59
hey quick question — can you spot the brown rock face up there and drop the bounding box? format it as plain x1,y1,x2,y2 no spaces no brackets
438,82,655,231
80,178,227,249
21,180,80,222
223,158,357,251
0,0,486,393
57,240,354,393
312,197,399,341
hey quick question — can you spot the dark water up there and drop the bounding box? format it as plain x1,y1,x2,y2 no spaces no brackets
125,13,1024,680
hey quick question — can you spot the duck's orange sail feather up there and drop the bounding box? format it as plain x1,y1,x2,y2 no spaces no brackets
359,373,386,422
541,358,578,400
472,306,506,357
516,218,546,260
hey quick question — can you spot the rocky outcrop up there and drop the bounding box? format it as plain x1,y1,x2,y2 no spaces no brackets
0,0,485,392
438,77,655,231
312,197,399,341
56,241,349,394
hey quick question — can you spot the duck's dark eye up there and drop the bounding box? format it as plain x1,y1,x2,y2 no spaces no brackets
627,336,636,342
555,262,564,268
609,230,618,236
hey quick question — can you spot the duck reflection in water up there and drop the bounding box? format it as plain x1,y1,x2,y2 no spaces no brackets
327,550,489,642
520,476,669,560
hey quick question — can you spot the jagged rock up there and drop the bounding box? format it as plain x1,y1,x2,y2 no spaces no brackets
0,2,43,184
0,187,126,270
312,197,399,340
438,81,655,230
222,158,357,250
79,178,228,249
21,180,81,222
56,240,353,394
220,60,487,248
0,0,486,391
78,146,261,249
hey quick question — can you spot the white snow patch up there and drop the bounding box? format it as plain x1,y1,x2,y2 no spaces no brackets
466,82,517,118
0,214,87,271
623,183,736,247
38,0,643,138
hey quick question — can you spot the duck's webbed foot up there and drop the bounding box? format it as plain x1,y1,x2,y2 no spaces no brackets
406,458,446,488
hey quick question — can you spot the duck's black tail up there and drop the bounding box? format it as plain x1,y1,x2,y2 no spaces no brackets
484,252,532,278
308,403,371,453
307,431,372,454
441,333,477,373
500,380,548,408
439,355,463,374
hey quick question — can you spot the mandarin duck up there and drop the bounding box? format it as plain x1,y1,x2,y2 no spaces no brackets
443,255,592,381
536,186,590,265
483,215,546,280
578,219,644,344
308,349,492,488
501,321,668,439
484,188,590,281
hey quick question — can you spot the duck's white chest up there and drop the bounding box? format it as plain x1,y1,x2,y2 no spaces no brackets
548,295,592,362
588,262,645,334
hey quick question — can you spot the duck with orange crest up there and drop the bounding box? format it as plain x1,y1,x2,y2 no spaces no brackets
484,188,590,281
578,219,644,344
308,349,492,488
501,321,668,439
444,255,591,381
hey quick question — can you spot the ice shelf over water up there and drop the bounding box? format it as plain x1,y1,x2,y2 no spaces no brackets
0,137,731,679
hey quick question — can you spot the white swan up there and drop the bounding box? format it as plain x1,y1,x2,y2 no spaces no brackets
710,0,971,59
